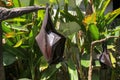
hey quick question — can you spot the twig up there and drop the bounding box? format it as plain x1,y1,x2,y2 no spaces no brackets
88,36,120,80
86,0,95,15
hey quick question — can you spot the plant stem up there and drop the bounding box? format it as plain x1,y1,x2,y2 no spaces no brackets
88,43,93,80
77,38,86,80
18,0,21,7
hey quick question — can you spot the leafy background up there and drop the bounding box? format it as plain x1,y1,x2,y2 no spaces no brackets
0,0,120,80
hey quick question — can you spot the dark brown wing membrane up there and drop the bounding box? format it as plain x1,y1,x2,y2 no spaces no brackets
35,6,66,64
99,41,112,68
0,6,45,21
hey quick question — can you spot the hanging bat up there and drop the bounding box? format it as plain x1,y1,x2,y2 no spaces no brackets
0,6,45,21
35,5,66,65
99,41,112,69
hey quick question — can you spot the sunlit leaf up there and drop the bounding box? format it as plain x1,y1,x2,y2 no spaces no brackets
114,26,120,37
37,10,45,20
14,39,24,47
67,59,78,80
50,0,56,3
41,63,61,80
5,32,15,38
107,45,115,51
81,59,90,67
5,32,25,39
18,78,31,80
105,8,120,25
98,0,110,16
109,52,116,68
40,56,48,71
6,18,26,22
17,0,30,6
95,60,101,67
88,24,99,40
9,24,29,31
2,21,12,32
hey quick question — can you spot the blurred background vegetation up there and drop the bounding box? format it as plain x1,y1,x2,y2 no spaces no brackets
0,0,120,80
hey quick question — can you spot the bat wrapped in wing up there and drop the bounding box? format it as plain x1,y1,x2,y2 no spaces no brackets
99,41,112,69
35,6,66,64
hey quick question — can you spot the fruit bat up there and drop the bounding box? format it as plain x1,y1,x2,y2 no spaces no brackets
35,6,66,64
99,41,112,69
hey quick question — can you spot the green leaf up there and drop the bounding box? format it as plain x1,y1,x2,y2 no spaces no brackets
98,0,110,16
18,78,31,80
75,6,84,24
13,0,20,7
3,44,25,58
81,59,90,67
41,63,61,80
5,32,15,38
29,0,34,6
114,26,120,37
35,0,50,5
14,39,24,47
50,0,56,3
60,11,79,23
37,10,45,21
93,0,101,10
2,21,12,33
4,23,29,31
59,22,80,37
40,56,48,71
105,8,120,25
67,59,78,80
68,0,76,8
88,24,99,40
3,52,16,66
6,18,26,22
109,52,116,68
